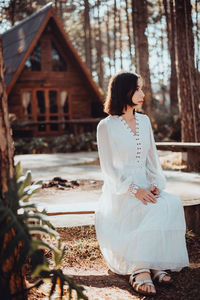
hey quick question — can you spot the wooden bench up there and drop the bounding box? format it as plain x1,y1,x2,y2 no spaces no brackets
155,142,200,234
156,142,200,172
47,204,200,234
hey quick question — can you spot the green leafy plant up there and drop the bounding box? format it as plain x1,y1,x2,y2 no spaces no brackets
0,162,88,300
14,131,97,154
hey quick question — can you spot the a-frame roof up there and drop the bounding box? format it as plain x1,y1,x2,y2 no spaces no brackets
1,3,103,101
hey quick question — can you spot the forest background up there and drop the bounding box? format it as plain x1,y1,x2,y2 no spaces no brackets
0,0,200,142
0,2,200,298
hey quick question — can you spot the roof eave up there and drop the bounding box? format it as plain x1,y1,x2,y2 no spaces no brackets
6,7,53,95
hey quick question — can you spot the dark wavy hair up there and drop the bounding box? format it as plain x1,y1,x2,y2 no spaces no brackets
104,71,141,115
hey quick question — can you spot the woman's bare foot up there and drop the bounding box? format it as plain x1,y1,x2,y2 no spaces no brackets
151,269,171,283
134,271,156,294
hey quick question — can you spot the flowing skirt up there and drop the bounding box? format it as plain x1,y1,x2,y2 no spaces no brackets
95,188,189,275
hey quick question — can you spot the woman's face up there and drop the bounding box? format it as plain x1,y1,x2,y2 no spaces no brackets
131,78,145,107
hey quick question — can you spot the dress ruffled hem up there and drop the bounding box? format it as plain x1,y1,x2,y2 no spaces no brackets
101,246,189,275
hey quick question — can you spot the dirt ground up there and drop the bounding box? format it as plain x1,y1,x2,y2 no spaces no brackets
42,177,103,191
28,156,200,299
28,225,200,300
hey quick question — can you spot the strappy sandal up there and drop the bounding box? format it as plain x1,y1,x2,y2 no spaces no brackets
129,269,156,296
152,270,173,285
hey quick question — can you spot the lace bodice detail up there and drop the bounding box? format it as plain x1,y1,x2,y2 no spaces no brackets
118,115,142,165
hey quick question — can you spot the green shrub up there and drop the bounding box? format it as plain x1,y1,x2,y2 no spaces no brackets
14,132,97,155
0,162,88,300
150,101,181,142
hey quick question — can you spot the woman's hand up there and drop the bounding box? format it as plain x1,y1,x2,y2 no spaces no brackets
150,185,160,195
135,188,157,205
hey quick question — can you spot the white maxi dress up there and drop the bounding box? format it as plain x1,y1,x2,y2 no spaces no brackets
95,112,189,275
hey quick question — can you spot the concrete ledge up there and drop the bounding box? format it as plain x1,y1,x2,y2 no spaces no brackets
15,153,200,230
45,199,200,234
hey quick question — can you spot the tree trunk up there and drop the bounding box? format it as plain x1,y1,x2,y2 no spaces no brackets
195,0,199,71
96,0,104,89
0,39,27,299
158,0,166,106
0,42,14,199
174,0,200,142
113,0,117,73
169,0,179,113
84,0,92,71
125,0,133,66
163,0,178,112
131,0,152,116
106,6,112,77
9,0,16,26
58,0,64,24
118,3,123,70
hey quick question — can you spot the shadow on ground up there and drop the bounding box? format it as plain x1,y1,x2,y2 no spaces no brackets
70,267,200,299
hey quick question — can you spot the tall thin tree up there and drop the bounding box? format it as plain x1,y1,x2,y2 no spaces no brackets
173,0,200,142
113,0,117,73
96,0,104,88
0,37,27,300
131,0,152,115
158,0,166,106
125,0,133,66
163,0,178,112
106,5,112,77
195,0,199,71
84,0,92,71
118,2,123,70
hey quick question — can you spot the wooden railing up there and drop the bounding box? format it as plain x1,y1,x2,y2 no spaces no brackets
156,142,200,172
12,118,102,136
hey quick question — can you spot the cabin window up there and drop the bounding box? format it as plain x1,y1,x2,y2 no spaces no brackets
51,42,66,71
49,90,58,131
60,91,68,113
37,116,46,132
36,91,45,114
36,90,46,131
22,91,32,118
21,88,70,134
50,116,58,131
24,42,41,71
49,90,58,113
60,91,69,130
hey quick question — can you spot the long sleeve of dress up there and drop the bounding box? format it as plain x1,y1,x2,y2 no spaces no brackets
145,116,166,191
97,120,134,195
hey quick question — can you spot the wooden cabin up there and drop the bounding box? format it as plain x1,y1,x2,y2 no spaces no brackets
1,3,104,137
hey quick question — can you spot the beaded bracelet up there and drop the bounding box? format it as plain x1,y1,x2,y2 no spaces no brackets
152,183,158,188
128,183,139,197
